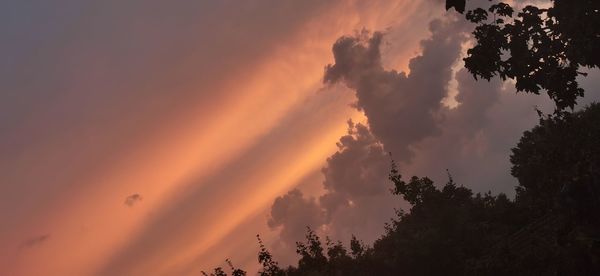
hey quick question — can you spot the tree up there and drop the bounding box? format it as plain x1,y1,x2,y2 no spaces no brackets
257,235,285,276
372,164,522,275
511,103,600,224
286,228,358,275
202,259,246,276
470,103,600,275
447,0,600,110
203,104,600,275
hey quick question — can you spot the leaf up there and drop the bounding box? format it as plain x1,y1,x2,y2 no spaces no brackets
466,8,489,23
489,3,514,17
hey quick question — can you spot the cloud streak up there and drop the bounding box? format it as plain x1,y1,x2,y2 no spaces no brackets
124,194,143,207
19,235,50,249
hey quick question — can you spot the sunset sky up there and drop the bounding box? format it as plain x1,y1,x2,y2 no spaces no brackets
1,1,599,275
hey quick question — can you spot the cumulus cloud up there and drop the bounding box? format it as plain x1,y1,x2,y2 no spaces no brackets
324,18,468,161
268,189,326,246
322,1,600,203
402,67,513,194
320,121,390,215
319,122,400,242
267,8,595,257
268,18,471,252
269,69,534,252
268,121,399,252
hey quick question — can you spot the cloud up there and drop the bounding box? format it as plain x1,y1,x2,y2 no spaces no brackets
268,17,471,254
268,121,400,254
267,0,600,257
20,234,50,249
267,7,600,258
323,18,469,161
320,121,390,213
318,122,401,243
402,67,514,195
124,194,143,207
268,189,326,246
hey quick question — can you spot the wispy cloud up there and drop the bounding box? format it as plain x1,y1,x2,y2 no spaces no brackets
124,194,143,207
20,234,50,249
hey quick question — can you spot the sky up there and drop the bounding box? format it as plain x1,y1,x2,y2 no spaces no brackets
1,0,599,275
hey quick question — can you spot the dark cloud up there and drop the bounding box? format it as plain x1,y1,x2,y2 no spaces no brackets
318,122,401,243
403,67,514,195
20,234,50,249
268,18,470,253
268,8,600,257
320,121,389,211
324,18,468,161
319,121,393,218
268,122,400,251
269,3,600,256
124,194,143,207
268,189,326,246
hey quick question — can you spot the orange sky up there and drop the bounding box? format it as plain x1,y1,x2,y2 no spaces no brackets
0,1,446,275
6,1,600,275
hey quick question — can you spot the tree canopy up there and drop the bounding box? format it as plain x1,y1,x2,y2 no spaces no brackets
511,103,600,223
205,104,600,275
447,0,600,110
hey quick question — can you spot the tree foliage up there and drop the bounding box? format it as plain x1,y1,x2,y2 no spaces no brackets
205,104,600,275
448,0,600,110
257,235,285,276
202,259,246,276
512,103,600,219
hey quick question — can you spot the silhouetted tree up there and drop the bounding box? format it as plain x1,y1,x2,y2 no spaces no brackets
243,166,524,276
464,106,600,275
512,103,600,219
366,163,523,275
257,235,285,276
447,0,599,110
202,259,247,276
201,267,229,276
205,103,600,275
